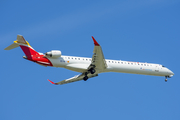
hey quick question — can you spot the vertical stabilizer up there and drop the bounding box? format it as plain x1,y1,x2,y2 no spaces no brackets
4,35,29,50
4,35,39,57
17,35,27,44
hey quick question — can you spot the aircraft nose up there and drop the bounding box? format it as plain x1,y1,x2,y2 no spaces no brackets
170,71,174,76
168,69,174,77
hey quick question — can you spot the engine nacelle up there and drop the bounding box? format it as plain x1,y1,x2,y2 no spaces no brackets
45,50,61,58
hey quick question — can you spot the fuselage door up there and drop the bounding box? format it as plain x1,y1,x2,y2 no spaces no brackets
155,65,159,72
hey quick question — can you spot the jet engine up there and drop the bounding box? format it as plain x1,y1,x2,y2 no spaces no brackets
45,50,61,58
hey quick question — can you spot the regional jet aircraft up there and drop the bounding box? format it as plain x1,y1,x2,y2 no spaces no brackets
5,35,174,85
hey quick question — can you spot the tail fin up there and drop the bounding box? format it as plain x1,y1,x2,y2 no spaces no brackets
4,35,39,57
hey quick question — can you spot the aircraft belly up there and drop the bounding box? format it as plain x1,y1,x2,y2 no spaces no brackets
106,64,166,76
65,63,89,73
64,67,85,73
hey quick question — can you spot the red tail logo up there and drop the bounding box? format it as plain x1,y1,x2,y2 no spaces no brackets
20,45,39,57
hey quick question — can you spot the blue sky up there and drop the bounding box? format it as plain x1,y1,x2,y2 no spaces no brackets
1,0,180,120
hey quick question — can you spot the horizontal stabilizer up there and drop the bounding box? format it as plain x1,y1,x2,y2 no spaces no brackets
4,43,19,50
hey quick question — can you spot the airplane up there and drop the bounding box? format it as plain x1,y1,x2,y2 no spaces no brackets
5,35,174,85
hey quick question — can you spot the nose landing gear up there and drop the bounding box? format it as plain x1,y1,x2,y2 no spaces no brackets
165,76,168,82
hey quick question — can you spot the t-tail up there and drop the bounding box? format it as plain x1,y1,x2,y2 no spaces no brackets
5,35,53,66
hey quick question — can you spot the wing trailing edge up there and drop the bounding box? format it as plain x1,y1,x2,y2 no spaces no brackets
47,74,98,85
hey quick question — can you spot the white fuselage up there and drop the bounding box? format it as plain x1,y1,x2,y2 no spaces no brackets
5,35,174,85
48,55,174,77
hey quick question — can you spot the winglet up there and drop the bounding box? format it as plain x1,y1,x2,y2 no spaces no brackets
48,79,58,85
92,36,100,46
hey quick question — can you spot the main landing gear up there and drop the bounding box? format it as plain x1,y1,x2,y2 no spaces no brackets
83,68,96,81
83,72,88,81
90,68,96,74
83,75,88,81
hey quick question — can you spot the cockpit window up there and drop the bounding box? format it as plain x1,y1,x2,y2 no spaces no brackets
162,65,165,67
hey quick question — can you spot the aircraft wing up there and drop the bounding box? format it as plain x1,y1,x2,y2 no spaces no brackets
48,73,98,85
89,36,107,72
48,36,105,85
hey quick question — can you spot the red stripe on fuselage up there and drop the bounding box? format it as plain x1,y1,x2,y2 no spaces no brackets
20,45,53,66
